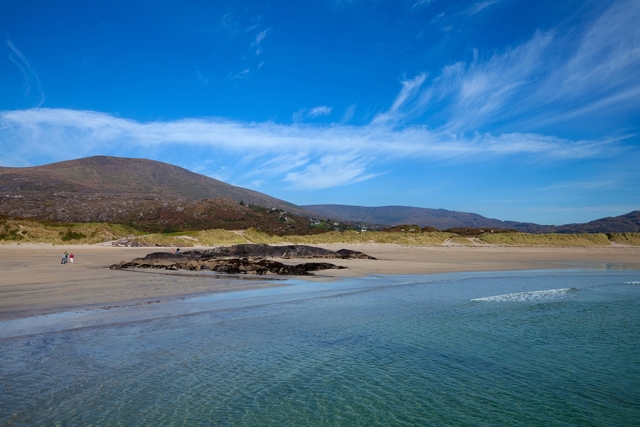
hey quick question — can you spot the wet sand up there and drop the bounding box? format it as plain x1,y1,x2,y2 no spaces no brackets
1,243,639,320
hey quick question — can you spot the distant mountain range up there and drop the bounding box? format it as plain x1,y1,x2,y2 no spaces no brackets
302,204,640,233
1,156,638,234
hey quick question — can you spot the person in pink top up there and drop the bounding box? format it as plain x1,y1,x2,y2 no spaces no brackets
69,253,74,263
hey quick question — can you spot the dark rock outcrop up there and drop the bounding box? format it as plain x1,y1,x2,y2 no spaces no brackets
109,244,374,275
188,244,376,260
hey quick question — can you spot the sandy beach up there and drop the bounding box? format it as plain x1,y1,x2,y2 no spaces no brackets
1,243,639,320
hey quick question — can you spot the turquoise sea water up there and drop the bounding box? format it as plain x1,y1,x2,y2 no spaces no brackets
1,268,640,426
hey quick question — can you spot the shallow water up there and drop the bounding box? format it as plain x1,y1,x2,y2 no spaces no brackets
1,269,639,426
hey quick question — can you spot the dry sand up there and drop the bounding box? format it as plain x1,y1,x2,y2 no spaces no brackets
1,243,639,320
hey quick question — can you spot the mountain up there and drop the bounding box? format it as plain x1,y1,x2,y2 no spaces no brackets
0,156,324,233
2,156,637,234
302,204,535,230
552,211,640,233
302,204,640,234
0,156,300,209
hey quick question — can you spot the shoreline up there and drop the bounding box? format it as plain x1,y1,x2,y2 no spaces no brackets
1,243,639,321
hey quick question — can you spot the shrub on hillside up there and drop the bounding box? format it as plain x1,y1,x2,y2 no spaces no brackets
0,220,24,241
607,233,640,246
60,229,87,241
383,225,423,233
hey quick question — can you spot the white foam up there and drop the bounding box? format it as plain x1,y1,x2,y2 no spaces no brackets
624,281,640,284
471,288,576,303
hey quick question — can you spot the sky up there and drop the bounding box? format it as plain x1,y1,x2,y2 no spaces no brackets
1,0,639,225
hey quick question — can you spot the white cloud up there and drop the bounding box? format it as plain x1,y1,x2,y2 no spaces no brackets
196,67,210,85
251,28,271,58
341,104,357,123
1,2,637,192
0,108,616,190
466,0,499,15
229,68,251,80
375,0,640,135
309,106,332,117
219,12,270,78
293,106,332,121
525,0,640,127
411,0,431,9
283,154,380,190
370,73,427,126
6,40,44,108
540,179,620,191
253,29,269,46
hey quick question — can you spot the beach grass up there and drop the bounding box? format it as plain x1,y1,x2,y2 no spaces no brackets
196,229,250,246
479,232,613,247
607,232,640,245
242,229,454,246
0,220,140,245
1,219,639,247
447,236,477,246
130,230,250,247
129,233,198,247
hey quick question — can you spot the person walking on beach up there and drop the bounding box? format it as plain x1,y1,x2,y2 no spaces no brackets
64,251,69,264
69,253,74,263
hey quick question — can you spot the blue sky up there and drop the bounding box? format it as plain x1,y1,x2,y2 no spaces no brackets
1,0,639,225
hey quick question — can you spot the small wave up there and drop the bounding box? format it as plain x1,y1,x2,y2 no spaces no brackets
471,288,576,303
624,281,640,285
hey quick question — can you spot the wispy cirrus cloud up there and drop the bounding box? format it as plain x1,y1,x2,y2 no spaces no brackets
283,153,381,190
229,68,252,80
251,29,270,55
293,105,333,122
195,67,210,85
465,0,499,15
411,0,432,9
0,107,620,190
218,12,270,79
370,73,427,127
377,0,640,135
540,178,621,191
309,106,332,117
6,40,44,108
341,104,357,123
524,0,640,127
1,1,637,193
